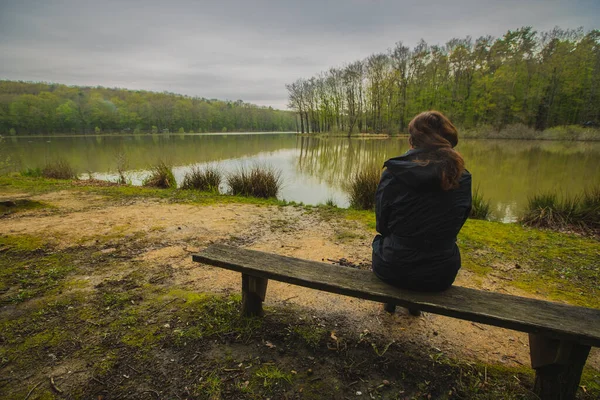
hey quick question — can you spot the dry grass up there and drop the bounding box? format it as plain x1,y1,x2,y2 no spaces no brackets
142,162,177,189
521,187,600,234
181,165,222,192
226,165,282,199
347,167,380,210
41,159,77,180
470,186,491,220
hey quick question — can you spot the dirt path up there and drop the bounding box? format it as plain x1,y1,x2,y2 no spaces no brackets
2,190,598,371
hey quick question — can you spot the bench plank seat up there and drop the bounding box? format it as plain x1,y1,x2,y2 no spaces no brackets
193,244,600,347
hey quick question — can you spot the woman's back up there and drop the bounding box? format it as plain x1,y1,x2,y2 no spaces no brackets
376,149,472,240
372,111,472,292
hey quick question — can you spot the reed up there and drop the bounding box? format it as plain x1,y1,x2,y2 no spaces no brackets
41,159,77,180
226,164,282,199
181,165,222,192
347,167,380,210
470,186,491,220
20,167,43,177
142,162,177,189
521,187,600,233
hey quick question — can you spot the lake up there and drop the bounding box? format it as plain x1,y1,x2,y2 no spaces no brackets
3,133,599,222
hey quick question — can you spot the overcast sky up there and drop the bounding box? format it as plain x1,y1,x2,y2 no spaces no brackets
1,0,598,109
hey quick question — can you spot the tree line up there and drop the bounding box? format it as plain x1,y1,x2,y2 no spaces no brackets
286,27,600,134
0,81,297,135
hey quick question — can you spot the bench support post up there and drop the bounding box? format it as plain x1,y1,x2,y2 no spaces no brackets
528,333,590,400
241,274,268,317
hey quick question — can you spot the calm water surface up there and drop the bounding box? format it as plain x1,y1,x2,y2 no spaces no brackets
4,133,599,222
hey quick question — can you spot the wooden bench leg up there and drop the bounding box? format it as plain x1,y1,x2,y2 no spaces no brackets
241,274,268,317
528,333,591,400
383,303,396,313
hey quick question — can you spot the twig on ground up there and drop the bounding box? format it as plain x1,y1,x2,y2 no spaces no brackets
148,298,179,317
127,364,141,374
91,377,106,386
24,381,43,400
471,323,486,330
50,376,63,394
141,389,161,398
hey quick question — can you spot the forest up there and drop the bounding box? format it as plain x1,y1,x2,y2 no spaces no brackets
287,27,600,135
0,81,297,135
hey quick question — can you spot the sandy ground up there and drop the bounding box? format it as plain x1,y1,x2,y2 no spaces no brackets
2,190,598,370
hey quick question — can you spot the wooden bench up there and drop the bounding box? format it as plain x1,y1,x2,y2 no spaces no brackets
192,244,600,400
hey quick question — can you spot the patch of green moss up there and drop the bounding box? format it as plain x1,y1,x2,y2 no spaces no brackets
344,208,376,230
194,372,223,399
170,293,262,345
0,199,51,215
0,174,72,194
81,183,286,207
252,365,293,392
102,291,134,309
95,350,119,377
582,367,600,394
460,220,599,307
334,229,361,241
0,233,46,252
0,235,75,303
162,288,209,304
121,324,163,348
1,325,70,371
290,324,327,349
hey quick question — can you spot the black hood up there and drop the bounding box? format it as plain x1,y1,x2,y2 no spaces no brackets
383,149,441,190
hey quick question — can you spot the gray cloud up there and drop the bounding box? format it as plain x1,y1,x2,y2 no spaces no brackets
1,0,598,109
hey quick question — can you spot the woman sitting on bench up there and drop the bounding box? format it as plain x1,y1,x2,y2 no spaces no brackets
372,111,472,313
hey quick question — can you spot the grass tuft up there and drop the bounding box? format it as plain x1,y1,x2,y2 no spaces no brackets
143,162,177,189
347,167,380,210
470,186,491,220
521,187,600,234
20,167,43,177
226,164,282,199
181,165,222,192
41,159,77,180
253,365,293,391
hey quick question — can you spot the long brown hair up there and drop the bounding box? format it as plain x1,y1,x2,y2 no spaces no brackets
408,111,465,190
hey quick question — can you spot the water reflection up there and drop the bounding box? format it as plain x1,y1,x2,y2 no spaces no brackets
295,137,600,221
4,133,599,221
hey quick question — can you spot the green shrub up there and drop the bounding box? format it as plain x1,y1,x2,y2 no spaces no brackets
41,160,77,180
143,162,177,189
181,166,222,192
521,187,600,233
347,167,380,210
544,125,600,141
226,165,282,199
470,186,491,220
21,167,43,177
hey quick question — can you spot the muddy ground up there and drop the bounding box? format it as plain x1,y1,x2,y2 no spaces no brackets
0,186,598,399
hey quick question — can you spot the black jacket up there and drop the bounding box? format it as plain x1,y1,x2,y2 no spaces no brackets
372,148,472,291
